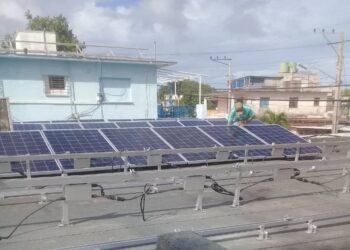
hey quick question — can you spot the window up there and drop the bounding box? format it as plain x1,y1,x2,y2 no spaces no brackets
44,75,69,96
101,77,131,103
289,97,298,108
260,97,270,109
314,97,320,107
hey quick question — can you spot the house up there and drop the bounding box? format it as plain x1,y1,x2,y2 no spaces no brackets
0,31,175,122
215,63,334,118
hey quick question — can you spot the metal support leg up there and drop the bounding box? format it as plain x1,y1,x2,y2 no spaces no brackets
195,191,203,211
306,220,317,234
257,225,269,240
294,142,300,162
232,170,242,207
60,201,70,226
342,168,349,193
25,159,32,190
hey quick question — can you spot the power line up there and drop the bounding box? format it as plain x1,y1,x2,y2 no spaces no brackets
154,41,350,56
215,83,350,91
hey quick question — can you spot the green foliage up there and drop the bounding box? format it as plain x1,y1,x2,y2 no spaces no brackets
25,10,83,52
342,88,350,97
158,80,216,109
259,110,289,128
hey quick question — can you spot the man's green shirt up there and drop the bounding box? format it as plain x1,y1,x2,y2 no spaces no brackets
227,105,255,124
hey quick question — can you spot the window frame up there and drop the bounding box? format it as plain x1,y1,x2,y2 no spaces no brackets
259,97,270,109
313,97,320,107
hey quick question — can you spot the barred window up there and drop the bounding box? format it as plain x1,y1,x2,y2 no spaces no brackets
44,75,69,96
49,76,65,90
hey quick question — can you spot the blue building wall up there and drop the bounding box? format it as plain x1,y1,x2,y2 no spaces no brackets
0,55,158,121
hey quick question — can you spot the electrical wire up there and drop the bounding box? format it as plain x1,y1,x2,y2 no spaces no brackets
106,183,153,222
0,197,64,241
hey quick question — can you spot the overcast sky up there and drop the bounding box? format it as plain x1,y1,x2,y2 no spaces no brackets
1,0,350,88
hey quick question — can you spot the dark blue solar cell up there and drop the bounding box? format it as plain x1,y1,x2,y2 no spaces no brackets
13,123,43,131
81,122,117,129
149,121,183,127
101,128,183,165
153,127,219,161
206,119,227,125
244,125,322,156
200,126,271,158
44,129,123,169
116,122,150,128
179,120,212,126
44,123,82,130
0,131,59,172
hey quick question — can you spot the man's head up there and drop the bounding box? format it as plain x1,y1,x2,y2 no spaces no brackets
235,101,243,113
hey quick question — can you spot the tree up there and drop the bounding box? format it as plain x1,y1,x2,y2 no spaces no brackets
158,80,217,109
259,110,289,128
25,10,84,52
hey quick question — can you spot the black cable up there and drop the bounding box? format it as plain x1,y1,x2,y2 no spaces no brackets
240,177,274,191
107,183,153,222
0,197,64,241
92,183,105,197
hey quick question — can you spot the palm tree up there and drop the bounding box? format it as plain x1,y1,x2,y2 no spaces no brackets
259,110,289,128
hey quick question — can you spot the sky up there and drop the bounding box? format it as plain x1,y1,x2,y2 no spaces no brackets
1,0,350,88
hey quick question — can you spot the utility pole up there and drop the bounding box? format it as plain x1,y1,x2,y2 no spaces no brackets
210,56,232,114
332,32,344,133
314,29,345,134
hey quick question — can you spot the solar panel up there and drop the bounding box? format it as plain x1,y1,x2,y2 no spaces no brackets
81,122,117,129
108,119,132,121
133,119,155,121
23,121,50,123
153,127,219,161
179,120,212,126
101,128,183,165
199,126,271,158
206,119,227,125
244,125,321,156
79,119,105,122
13,123,43,131
44,129,123,169
149,121,183,127
44,123,82,130
52,120,79,123
249,120,265,125
116,121,150,128
0,131,59,173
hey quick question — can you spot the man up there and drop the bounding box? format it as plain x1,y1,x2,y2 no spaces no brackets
227,101,255,126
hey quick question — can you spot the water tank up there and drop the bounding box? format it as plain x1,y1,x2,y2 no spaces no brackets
279,62,289,73
15,31,57,55
288,62,297,73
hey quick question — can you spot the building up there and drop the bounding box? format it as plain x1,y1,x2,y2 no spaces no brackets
217,63,334,118
0,31,175,122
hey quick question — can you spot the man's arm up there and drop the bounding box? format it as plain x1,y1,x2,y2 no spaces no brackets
227,110,236,125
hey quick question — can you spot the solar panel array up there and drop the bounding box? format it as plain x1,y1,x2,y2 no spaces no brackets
13,123,43,131
102,128,183,165
244,125,321,156
45,123,82,130
0,131,59,173
154,127,219,161
200,126,271,158
44,129,123,169
1,119,322,175
116,121,150,128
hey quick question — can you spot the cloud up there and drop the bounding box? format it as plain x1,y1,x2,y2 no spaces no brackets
0,0,349,87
